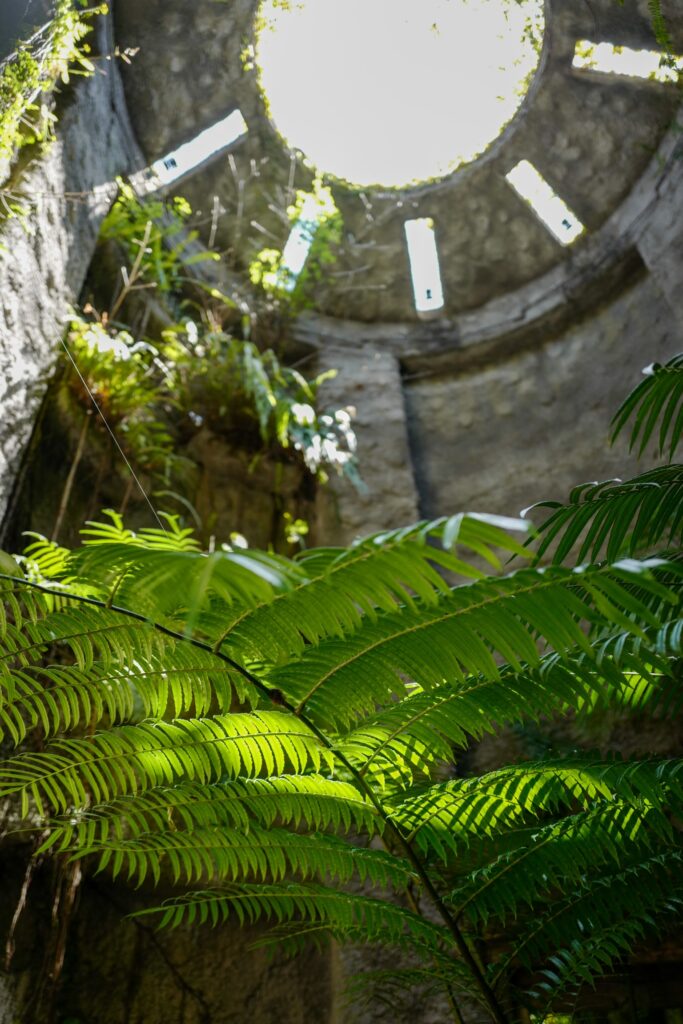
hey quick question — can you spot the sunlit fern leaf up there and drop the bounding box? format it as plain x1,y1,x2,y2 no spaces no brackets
0,589,256,731
80,510,202,552
70,544,298,628
525,465,683,565
611,354,683,459
389,757,683,862
71,825,414,890
41,775,380,853
1,463,682,1018
23,511,301,636
205,513,532,662
0,598,163,677
0,641,244,744
0,711,332,818
340,620,683,785
134,882,451,959
21,535,71,579
266,561,678,730
22,513,530,658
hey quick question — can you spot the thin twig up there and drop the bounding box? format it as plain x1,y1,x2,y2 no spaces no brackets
52,411,91,542
110,220,153,320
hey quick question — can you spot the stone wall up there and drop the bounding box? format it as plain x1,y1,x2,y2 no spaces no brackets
0,14,141,534
404,269,680,524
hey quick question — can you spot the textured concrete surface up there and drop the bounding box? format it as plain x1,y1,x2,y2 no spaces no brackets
0,852,335,1024
637,154,683,328
0,15,142,529
404,270,680,522
315,346,420,544
0,0,53,60
112,0,683,323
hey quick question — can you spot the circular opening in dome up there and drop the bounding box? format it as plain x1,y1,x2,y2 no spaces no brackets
255,0,544,190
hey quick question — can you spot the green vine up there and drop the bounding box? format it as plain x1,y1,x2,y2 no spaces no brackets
0,1,107,166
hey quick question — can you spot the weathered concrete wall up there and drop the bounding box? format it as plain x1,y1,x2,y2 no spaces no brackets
316,346,420,545
0,847,336,1024
404,269,680,522
0,16,141,532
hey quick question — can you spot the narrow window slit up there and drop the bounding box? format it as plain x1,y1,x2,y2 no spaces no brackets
147,110,248,187
278,195,321,291
505,160,584,246
573,40,681,83
404,218,445,315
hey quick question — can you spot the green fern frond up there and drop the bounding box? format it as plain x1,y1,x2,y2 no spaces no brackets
135,882,451,959
24,513,300,636
530,894,683,1009
340,620,683,784
213,513,532,663
0,598,163,677
267,560,678,730
646,0,674,53
23,513,530,656
502,848,683,976
0,711,332,817
43,775,380,852
527,465,683,565
450,805,677,928
0,642,244,745
611,354,683,459
391,757,682,862
73,825,413,890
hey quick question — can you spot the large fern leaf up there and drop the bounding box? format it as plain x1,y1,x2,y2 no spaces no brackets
527,465,683,565
266,560,678,729
611,354,683,459
0,711,332,816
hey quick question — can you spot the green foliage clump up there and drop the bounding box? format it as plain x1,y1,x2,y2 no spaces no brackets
161,320,359,482
63,317,177,484
62,311,359,495
99,180,220,298
0,0,107,165
67,178,360,491
1,358,683,1019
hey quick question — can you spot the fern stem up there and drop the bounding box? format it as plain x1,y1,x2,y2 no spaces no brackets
0,574,509,1024
52,411,91,543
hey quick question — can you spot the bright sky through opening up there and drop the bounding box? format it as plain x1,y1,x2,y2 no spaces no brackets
279,195,321,289
506,160,584,245
257,0,544,188
572,40,681,83
150,110,248,185
405,219,445,314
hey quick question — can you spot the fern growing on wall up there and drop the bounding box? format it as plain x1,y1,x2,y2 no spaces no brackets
1,356,683,1021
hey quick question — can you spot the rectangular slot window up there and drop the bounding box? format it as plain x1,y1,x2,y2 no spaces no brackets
505,160,584,246
149,110,248,186
279,194,320,290
404,218,445,315
573,40,681,83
